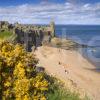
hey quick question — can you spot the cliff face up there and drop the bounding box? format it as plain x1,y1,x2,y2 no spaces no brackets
0,21,55,51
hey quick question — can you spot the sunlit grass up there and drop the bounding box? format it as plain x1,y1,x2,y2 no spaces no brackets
46,76,89,100
0,30,13,40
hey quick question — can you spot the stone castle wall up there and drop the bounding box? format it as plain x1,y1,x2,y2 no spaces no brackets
0,21,55,51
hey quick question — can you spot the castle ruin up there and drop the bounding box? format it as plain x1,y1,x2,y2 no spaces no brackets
0,21,55,51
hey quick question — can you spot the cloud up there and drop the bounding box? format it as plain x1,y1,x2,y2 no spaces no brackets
0,2,100,24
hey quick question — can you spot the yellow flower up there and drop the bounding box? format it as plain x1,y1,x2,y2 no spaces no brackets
40,96,46,100
0,41,49,100
4,81,11,87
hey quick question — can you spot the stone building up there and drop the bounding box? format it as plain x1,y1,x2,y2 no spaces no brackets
0,21,55,51
14,21,55,51
0,21,9,31
0,21,14,32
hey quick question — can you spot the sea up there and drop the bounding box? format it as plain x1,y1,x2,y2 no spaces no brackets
55,25,100,69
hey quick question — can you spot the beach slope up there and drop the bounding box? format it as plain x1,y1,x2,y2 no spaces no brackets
35,46,100,100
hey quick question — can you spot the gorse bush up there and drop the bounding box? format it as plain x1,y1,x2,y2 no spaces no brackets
0,41,49,100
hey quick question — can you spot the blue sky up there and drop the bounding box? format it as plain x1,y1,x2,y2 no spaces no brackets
0,0,100,6
0,0,100,24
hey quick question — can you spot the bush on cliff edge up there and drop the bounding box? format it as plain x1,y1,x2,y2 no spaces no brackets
0,41,49,100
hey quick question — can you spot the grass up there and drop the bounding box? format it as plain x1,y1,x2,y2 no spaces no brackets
0,30,13,40
45,75,89,100
47,87,81,100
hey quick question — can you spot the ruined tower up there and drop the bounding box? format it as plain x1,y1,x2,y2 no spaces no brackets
50,21,55,37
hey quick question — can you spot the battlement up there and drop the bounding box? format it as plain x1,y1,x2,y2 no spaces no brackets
14,22,55,51
0,21,55,51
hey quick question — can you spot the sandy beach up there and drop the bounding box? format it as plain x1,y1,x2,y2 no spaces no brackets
35,46,100,100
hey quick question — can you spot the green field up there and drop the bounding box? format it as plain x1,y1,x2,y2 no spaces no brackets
0,30,13,40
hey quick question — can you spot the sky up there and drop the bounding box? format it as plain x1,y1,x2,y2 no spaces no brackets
0,0,100,24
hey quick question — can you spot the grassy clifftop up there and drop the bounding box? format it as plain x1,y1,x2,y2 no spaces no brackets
0,30,13,40
0,30,14,41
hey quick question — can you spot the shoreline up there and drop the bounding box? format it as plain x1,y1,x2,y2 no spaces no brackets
35,45,100,100
50,37,100,68
79,48,100,71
